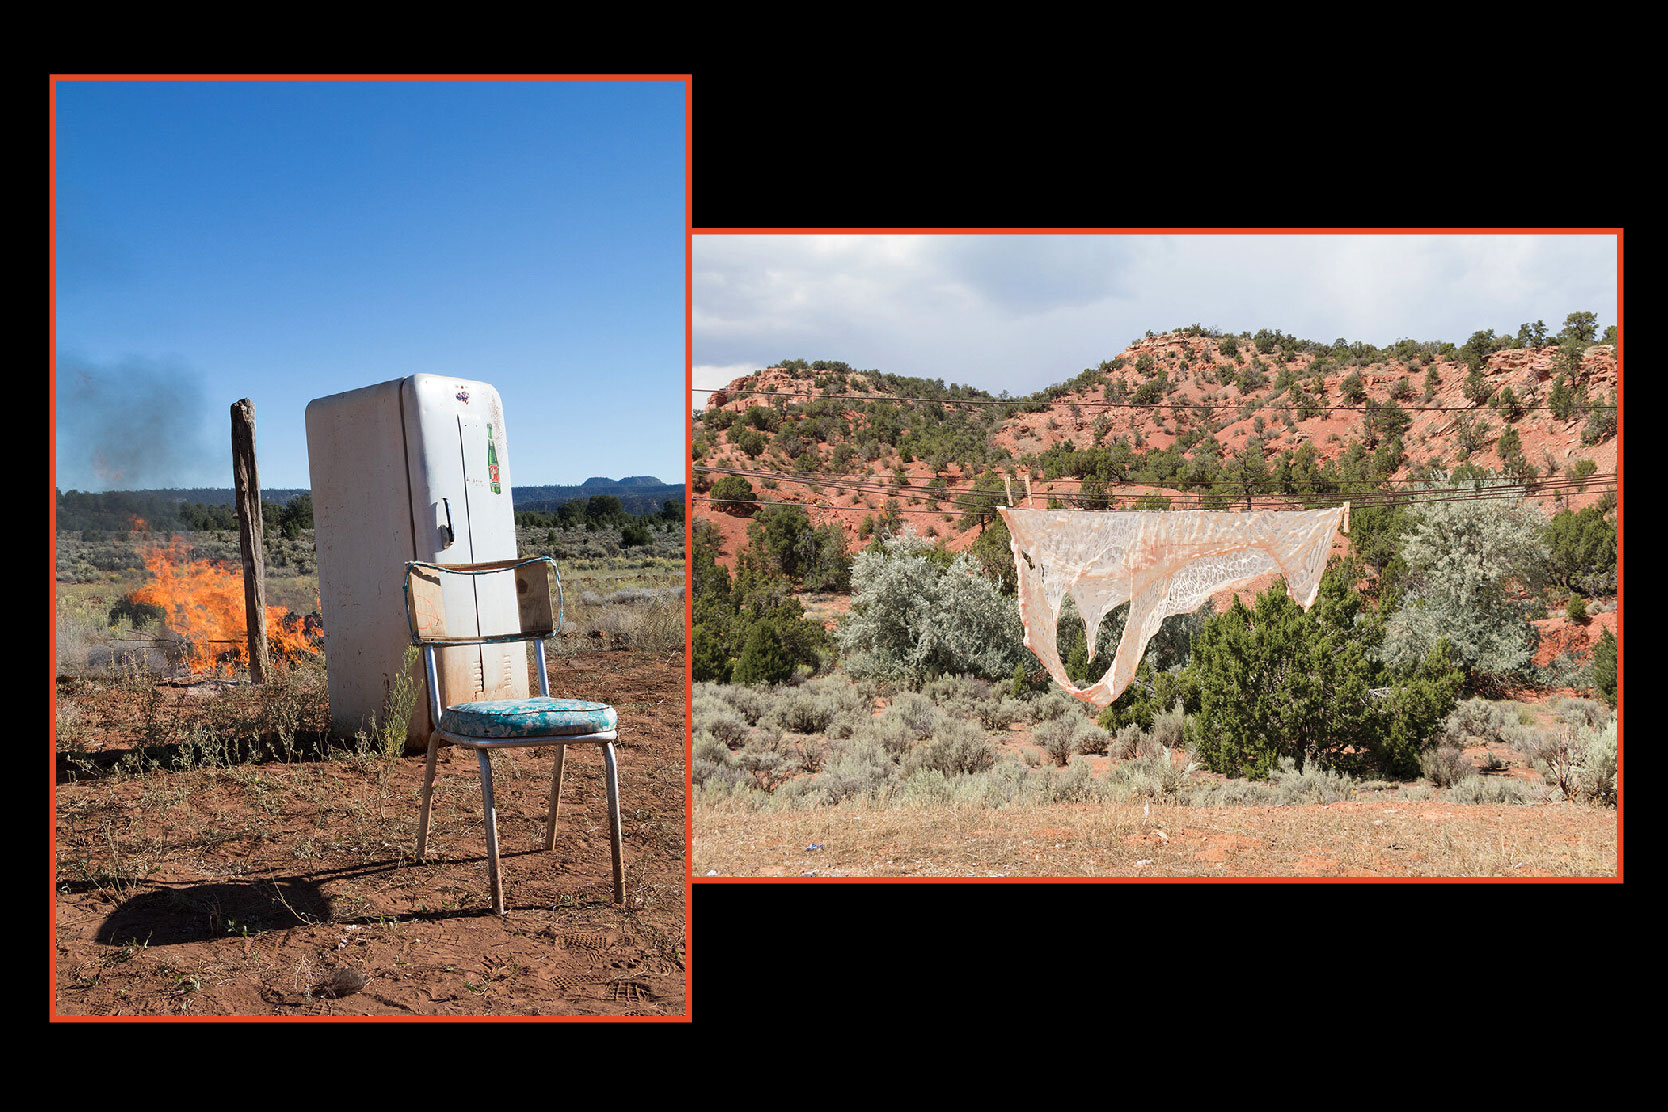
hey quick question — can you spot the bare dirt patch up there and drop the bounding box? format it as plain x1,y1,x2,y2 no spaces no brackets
54,649,688,1018
693,797,1617,879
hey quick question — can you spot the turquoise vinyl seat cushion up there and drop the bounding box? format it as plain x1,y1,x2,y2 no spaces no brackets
439,697,617,739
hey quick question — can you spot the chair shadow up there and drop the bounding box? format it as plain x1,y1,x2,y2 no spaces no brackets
92,877,335,946
83,856,537,946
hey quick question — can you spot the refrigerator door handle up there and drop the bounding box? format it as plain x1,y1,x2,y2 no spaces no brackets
437,497,455,548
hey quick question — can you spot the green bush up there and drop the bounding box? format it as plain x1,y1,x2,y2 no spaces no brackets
1379,495,1549,684
708,475,758,515
1591,628,1617,707
1189,582,1375,779
733,621,795,685
1545,505,1616,596
836,529,1027,683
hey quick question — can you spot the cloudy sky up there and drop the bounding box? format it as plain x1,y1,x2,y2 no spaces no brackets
692,233,1620,404
55,78,686,492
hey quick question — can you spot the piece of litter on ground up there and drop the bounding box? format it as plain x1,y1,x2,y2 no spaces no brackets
806,844,823,851
1134,859,1152,868
705,870,717,876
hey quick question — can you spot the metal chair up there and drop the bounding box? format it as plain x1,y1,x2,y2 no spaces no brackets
404,556,624,913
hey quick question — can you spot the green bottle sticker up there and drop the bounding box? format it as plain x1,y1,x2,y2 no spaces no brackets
487,425,502,494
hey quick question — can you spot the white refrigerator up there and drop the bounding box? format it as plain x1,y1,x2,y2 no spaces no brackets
306,374,527,750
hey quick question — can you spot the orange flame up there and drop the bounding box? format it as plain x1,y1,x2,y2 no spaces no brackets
131,535,321,675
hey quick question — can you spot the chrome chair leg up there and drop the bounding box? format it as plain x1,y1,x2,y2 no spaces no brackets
416,730,442,860
477,750,505,915
544,743,567,851
603,742,624,905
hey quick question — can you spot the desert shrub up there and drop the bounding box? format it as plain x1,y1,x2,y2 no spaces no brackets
693,694,750,748
881,691,940,739
1550,696,1610,732
850,714,916,761
799,674,872,730
922,674,991,724
1419,745,1473,788
1448,697,1510,744
1029,759,1104,804
1526,719,1615,805
1502,722,1553,754
1149,701,1187,752
736,730,799,791
691,728,730,767
836,529,1026,683
773,690,838,735
1574,720,1617,805
1029,688,1083,724
979,697,1028,732
901,718,997,777
1379,496,1549,685
1188,777,1276,807
808,737,898,803
1446,775,1538,805
1072,719,1110,756
693,757,754,794
714,682,772,726
1268,757,1359,805
1533,649,1594,694
1034,717,1077,767
1112,723,1144,760
1105,748,1190,804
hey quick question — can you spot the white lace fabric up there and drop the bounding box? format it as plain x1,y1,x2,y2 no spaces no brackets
999,506,1345,707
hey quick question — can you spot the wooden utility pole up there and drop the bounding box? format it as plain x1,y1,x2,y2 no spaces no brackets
231,399,270,684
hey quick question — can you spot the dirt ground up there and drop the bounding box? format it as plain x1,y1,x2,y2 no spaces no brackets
53,649,688,1018
693,796,1619,879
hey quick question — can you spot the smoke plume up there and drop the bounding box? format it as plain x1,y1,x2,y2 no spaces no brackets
56,353,221,491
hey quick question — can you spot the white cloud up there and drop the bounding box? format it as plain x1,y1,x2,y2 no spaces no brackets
693,232,1619,396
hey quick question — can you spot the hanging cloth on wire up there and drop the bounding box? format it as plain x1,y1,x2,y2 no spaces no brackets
999,506,1346,707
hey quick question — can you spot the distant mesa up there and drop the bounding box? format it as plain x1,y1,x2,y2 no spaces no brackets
582,475,664,488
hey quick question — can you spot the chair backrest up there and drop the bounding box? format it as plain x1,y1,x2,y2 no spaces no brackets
404,557,561,646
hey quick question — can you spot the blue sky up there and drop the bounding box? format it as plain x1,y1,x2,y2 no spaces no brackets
55,77,687,492
692,233,1620,402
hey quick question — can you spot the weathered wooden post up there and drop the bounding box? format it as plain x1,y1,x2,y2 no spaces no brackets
231,398,270,684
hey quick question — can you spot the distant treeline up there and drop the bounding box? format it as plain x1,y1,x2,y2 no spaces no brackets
57,485,687,537
56,488,314,535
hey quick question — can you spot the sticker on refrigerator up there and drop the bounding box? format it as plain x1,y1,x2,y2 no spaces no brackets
487,424,501,493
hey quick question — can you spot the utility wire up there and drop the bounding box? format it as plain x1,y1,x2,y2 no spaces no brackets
693,465,1614,511
693,482,1614,516
694,462,1616,495
693,384,1617,412
695,474,1612,514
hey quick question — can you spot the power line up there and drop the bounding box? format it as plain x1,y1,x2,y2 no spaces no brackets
693,465,1615,514
694,474,1614,515
694,463,1616,495
693,384,1617,413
